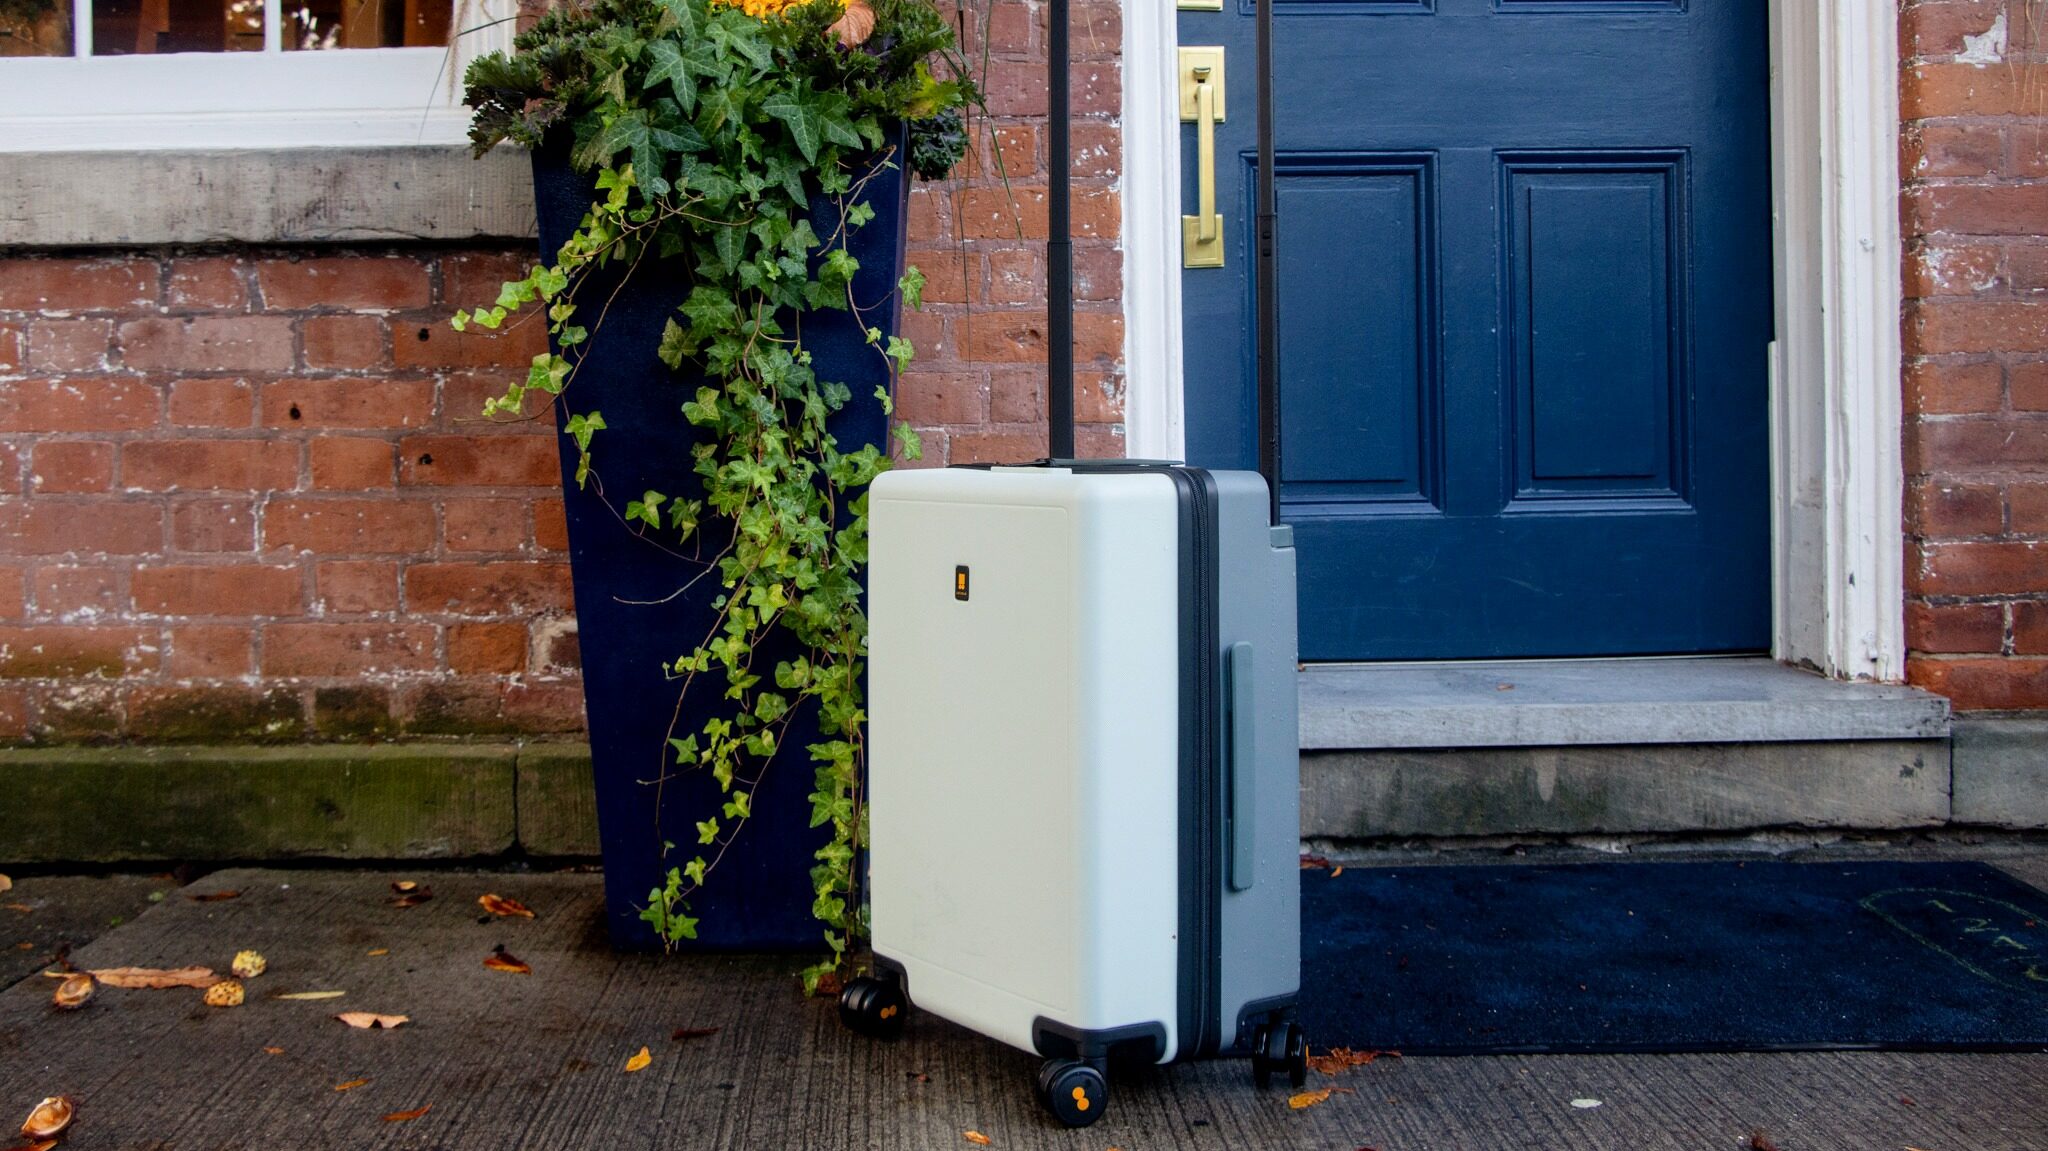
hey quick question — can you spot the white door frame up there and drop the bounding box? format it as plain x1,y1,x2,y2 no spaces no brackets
1118,0,1904,683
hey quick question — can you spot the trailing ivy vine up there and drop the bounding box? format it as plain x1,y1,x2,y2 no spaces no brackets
459,0,975,990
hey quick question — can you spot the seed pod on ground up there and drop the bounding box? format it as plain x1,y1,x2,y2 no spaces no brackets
21,1096,75,1140
203,979,245,1008
231,950,266,978
51,973,95,1011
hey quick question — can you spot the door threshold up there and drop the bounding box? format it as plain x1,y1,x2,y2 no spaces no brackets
1299,657,1950,751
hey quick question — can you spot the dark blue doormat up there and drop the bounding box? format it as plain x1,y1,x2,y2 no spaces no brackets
1299,859,2048,1054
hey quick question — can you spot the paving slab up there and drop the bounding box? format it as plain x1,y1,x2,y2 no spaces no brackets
2,867,2045,1150
0,873,166,989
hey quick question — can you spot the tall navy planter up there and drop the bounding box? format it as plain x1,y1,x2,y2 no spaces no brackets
531,137,905,951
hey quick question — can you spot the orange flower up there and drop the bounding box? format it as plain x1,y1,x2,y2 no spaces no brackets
715,0,815,18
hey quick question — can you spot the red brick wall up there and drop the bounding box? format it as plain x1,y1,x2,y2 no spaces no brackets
1901,0,2048,709
0,3,1125,743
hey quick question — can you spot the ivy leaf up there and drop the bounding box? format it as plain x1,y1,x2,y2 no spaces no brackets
696,818,719,845
565,410,606,453
761,91,824,164
626,490,665,529
898,266,926,311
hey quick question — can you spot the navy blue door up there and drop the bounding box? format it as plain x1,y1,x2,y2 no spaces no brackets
1178,1,1773,659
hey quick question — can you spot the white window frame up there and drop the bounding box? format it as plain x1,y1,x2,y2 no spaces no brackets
0,0,514,150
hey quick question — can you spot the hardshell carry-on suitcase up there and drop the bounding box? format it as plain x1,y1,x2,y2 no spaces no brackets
846,462,1304,1126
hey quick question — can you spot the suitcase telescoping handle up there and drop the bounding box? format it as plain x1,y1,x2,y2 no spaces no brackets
1226,641,1257,892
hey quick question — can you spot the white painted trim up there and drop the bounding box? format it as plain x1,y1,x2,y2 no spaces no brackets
0,0,511,152
1118,0,1185,460
1123,0,1906,682
1769,0,1906,681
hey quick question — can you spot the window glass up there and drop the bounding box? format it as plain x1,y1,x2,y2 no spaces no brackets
1,0,73,56
285,0,450,49
92,0,262,53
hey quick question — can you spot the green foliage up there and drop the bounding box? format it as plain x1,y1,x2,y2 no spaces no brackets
462,0,975,982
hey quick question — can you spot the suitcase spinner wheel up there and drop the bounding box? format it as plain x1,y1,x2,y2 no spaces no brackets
837,973,908,1040
1035,1057,1110,1127
1249,1020,1308,1089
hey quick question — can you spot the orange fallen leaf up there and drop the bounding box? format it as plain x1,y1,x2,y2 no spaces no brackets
391,881,420,893
5,1139,59,1151
1300,855,1332,870
478,894,535,918
90,966,221,989
366,949,389,957
0,874,10,894
1288,1086,1353,1110
388,887,433,908
1330,866,1345,877
14,942,31,951
483,947,531,975
187,890,242,903
827,0,875,47
963,1133,991,1146
333,1079,369,1092
1305,1047,1398,1076
624,1046,652,1073
263,1047,285,1055
381,1105,431,1123
335,1012,409,1029
4,904,31,913
276,990,346,1001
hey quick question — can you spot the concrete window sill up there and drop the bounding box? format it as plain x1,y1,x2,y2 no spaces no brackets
0,146,538,248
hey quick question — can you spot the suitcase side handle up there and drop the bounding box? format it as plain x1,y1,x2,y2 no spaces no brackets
1226,641,1257,892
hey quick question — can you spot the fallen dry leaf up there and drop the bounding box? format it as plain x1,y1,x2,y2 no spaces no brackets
333,1079,369,1092
483,947,531,975
90,966,221,989
276,990,346,1001
387,884,433,908
391,881,421,893
4,903,31,913
231,950,266,978
263,1047,285,1055
1330,866,1346,877
1300,855,1332,870
672,1026,721,1041
366,949,389,957
1288,1087,1353,1110
1306,1047,1398,1076
827,0,875,47
624,1046,652,1073
18,1097,73,1140
1749,1132,1781,1151
4,1139,59,1151
0,874,10,894
187,890,242,903
13,943,31,951
51,973,95,1011
962,1132,991,1146
381,1105,432,1123
478,894,535,918
204,980,246,1008
335,1012,409,1029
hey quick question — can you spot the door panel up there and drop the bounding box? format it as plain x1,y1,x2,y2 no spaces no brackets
1177,0,1773,659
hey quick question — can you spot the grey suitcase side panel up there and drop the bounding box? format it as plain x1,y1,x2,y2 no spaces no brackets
1211,470,1301,1048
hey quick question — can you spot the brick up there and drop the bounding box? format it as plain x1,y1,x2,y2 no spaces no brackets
133,565,302,617
1908,417,2048,473
1911,300,2048,355
33,566,121,619
0,321,19,372
25,317,113,372
1902,61,2022,119
1905,184,2048,237
166,259,248,311
262,622,436,677
983,0,1030,51
0,377,159,433
950,430,1051,465
2009,245,2048,295
1908,656,2048,711
897,310,953,365
0,257,157,312
904,249,974,305
442,251,537,310
399,434,560,487
444,498,528,552
315,560,400,614
1072,245,1122,303
310,437,397,490
168,377,256,428
1917,541,2048,597
1904,122,2003,178
1908,601,2006,654
535,619,579,671
392,318,546,369
449,621,528,673
405,561,572,616
14,502,161,556
28,441,114,494
0,687,25,739
165,625,256,677
313,685,396,737
987,248,1043,305
31,683,122,740
2016,362,2048,411
171,499,256,553
1905,243,2001,298
2012,483,2048,534
1901,1,2013,60
961,309,1121,365
907,186,950,244
255,256,432,311
124,684,305,741
122,439,299,492
300,314,388,370
0,625,154,678
1907,479,2004,538
262,377,434,429
440,370,553,427
265,498,436,554
2015,602,2048,655
0,567,23,619
1905,359,2002,414
896,371,985,426
955,185,1120,241
533,498,570,552
118,316,295,373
